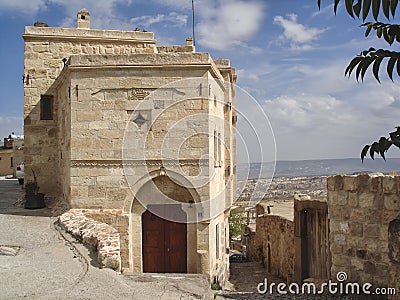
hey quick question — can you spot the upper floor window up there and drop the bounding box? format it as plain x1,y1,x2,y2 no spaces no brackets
40,95,54,120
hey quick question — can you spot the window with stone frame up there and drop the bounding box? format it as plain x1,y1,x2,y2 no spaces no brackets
40,95,54,120
214,130,218,167
216,223,220,258
218,132,221,167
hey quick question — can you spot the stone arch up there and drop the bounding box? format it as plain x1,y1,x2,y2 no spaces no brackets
128,170,200,273
125,169,201,213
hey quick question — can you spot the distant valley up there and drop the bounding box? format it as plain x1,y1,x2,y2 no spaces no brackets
237,158,400,180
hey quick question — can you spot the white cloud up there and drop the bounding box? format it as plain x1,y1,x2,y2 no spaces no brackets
262,94,367,159
196,0,265,51
130,12,187,28
273,14,326,50
0,116,23,141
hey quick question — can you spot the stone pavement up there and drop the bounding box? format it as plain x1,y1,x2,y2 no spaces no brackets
0,178,213,300
216,261,365,300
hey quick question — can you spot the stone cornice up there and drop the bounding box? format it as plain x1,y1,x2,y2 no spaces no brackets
23,26,155,44
70,159,209,167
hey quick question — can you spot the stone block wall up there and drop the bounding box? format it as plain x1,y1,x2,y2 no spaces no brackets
23,26,156,200
246,204,294,281
327,174,400,290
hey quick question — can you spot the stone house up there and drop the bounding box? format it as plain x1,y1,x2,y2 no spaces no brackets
0,147,13,176
0,136,23,177
23,9,237,285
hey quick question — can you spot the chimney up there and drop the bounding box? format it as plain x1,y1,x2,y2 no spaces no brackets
186,38,193,46
77,8,90,29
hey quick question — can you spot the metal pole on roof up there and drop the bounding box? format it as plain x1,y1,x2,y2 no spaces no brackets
192,0,196,46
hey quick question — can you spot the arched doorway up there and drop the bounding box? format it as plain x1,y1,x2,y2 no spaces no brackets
136,175,195,273
142,206,187,273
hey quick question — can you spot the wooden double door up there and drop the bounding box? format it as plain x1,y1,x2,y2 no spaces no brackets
142,207,187,273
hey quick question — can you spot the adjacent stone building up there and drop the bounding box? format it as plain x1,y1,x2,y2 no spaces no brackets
0,135,23,177
245,197,330,285
23,9,237,284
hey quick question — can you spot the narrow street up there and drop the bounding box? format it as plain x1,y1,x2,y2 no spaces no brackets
217,261,362,299
0,178,213,300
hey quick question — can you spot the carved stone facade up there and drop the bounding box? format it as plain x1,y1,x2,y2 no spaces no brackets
23,9,237,285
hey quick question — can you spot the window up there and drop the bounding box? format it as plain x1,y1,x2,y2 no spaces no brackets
214,130,218,167
218,132,221,166
10,157,13,168
214,131,222,167
216,224,220,258
40,95,54,120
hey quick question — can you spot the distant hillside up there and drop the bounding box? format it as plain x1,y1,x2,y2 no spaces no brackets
237,158,400,180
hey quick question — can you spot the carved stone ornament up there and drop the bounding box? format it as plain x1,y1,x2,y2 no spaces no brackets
129,88,151,101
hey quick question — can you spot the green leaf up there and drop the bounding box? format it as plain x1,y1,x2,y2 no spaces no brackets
354,0,362,17
363,0,372,20
387,56,397,80
369,142,380,159
383,27,391,43
382,0,390,19
345,56,363,76
377,26,383,37
356,59,364,80
334,0,341,14
372,0,381,20
391,0,398,17
391,136,400,148
360,56,375,80
361,144,370,162
378,137,392,160
397,58,400,77
365,22,373,36
373,56,384,82
346,0,356,17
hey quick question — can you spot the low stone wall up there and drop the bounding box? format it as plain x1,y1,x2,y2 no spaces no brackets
68,209,130,269
59,211,121,271
327,174,400,294
245,204,294,282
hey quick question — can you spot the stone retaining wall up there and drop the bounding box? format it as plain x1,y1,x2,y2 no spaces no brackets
59,211,121,271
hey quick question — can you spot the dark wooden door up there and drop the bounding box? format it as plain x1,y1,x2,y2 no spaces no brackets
142,209,187,273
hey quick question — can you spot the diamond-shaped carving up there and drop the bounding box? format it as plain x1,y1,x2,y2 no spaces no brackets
133,113,147,128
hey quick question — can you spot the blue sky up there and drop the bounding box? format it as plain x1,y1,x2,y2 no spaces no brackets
0,0,399,161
